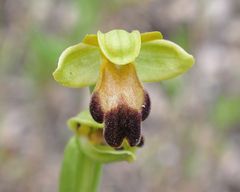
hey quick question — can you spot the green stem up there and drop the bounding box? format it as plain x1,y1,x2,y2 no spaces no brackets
92,163,103,192
76,145,103,192
59,137,103,192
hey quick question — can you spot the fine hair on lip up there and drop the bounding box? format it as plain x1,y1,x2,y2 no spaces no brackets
90,90,151,148
141,91,151,121
104,104,141,148
90,92,104,123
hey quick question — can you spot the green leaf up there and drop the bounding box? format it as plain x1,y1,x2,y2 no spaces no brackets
97,30,141,65
53,43,101,88
136,39,195,82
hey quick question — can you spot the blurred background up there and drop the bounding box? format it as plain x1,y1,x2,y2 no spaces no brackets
1,0,240,191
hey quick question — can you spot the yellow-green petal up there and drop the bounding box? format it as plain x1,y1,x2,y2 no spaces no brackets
136,39,195,82
82,34,98,46
141,31,163,42
53,43,101,88
97,30,141,65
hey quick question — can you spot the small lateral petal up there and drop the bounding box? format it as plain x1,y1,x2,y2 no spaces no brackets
82,34,98,46
141,31,163,42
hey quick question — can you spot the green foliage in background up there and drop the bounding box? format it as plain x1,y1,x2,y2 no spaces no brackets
212,96,240,130
22,0,103,86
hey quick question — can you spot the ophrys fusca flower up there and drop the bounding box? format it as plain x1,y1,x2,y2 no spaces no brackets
53,29,194,148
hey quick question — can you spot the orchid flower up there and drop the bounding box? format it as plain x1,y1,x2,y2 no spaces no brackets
53,29,194,149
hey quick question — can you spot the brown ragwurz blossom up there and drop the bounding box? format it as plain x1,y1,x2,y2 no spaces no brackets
90,57,150,148
53,29,194,149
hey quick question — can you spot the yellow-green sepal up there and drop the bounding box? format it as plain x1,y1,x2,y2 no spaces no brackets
97,30,141,65
136,39,195,82
53,43,101,88
68,110,103,133
67,111,136,163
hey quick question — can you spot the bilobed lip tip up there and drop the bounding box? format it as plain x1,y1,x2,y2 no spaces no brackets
89,90,151,148
104,104,142,148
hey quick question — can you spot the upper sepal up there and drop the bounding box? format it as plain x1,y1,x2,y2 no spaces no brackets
53,42,101,88
97,30,141,65
136,39,195,82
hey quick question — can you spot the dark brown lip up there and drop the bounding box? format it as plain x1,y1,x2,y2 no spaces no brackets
89,90,151,148
103,104,141,148
141,91,151,121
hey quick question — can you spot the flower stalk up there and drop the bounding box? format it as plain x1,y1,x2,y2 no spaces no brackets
59,136,103,192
